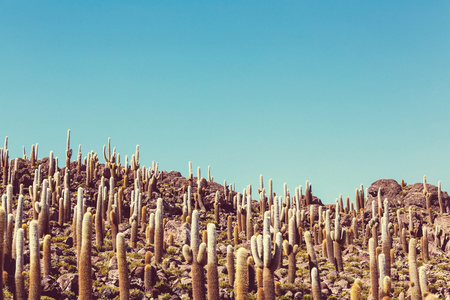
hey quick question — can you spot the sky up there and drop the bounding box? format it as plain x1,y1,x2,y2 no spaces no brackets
1,2,450,204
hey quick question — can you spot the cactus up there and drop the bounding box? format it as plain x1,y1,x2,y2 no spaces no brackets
227,245,235,286
0,207,5,300
350,280,361,300
155,198,164,263
95,184,103,247
325,209,335,265
409,238,421,300
15,228,25,300
117,232,130,300
76,187,84,260
12,194,24,260
332,205,346,272
207,223,219,300
79,212,93,300
235,247,248,300
250,220,282,300
422,227,429,261
246,194,253,240
43,234,51,277
29,220,40,300
438,180,443,215
110,210,118,251
227,216,233,241
419,266,428,299
284,215,299,283
130,218,138,249
311,266,322,300
182,210,207,300
369,238,379,300
65,129,72,170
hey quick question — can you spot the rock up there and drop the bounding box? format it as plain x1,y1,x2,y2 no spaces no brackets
57,273,78,293
165,220,190,246
109,255,118,270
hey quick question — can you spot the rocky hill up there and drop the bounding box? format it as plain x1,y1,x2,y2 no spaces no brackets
0,149,450,300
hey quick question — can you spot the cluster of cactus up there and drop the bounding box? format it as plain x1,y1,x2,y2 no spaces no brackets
1,134,449,300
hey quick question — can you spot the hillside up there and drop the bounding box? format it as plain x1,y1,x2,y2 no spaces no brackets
0,143,449,300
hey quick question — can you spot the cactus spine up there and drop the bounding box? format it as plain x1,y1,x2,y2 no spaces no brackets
79,212,93,300
29,220,40,300
117,232,130,300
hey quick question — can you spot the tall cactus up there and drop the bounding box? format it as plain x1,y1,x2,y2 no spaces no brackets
235,247,248,300
0,207,5,300
117,232,130,300
12,194,24,260
325,209,335,265
182,210,207,300
15,228,25,300
29,220,40,300
311,267,322,300
251,211,283,300
79,212,93,300
369,238,379,300
155,198,164,263
284,215,299,283
207,223,219,300
409,238,421,300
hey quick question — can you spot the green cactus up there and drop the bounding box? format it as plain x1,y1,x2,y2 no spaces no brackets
227,245,235,286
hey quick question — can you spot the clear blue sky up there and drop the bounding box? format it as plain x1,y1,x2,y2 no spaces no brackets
1,2,449,204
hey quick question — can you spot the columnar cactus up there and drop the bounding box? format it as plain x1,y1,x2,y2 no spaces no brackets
284,215,299,283
332,210,346,272
235,247,248,300
12,194,24,260
438,180,443,215
369,238,379,300
207,223,219,300
117,232,130,300
325,209,335,265
251,212,282,300
76,187,84,259
0,207,5,300
43,234,52,277
419,266,428,299
422,227,429,261
182,210,207,300
246,193,253,240
29,220,40,300
15,228,25,300
96,184,103,247
409,238,421,300
79,212,93,300
227,245,235,286
36,179,49,237
311,267,322,300
155,198,164,263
